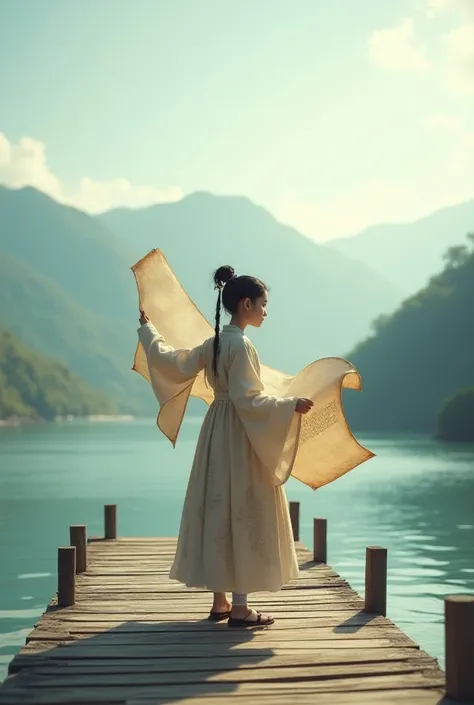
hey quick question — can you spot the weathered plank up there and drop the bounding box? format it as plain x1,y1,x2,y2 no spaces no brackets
1,660,439,688
127,690,447,705
35,610,391,625
8,649,431,673
26,622,407,641
14,636,420,658
128,692,446,705
73,586,354,598
35,613,392,626
0,673,446,704
77,577,349,587
44,605,368,617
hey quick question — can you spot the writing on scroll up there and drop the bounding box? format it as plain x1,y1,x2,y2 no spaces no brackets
299,399,339,445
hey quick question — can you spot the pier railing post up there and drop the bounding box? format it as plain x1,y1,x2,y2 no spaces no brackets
289,501,300,541
313,518,327,563
445,595,474,700
364,546,387,616
104,504,117,539
57,546,76,607
69,525,87,573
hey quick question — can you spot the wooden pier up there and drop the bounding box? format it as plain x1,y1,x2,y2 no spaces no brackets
0,503,472,704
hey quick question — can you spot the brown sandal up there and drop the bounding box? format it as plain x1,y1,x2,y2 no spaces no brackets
208,610,231,622
228,610,274,628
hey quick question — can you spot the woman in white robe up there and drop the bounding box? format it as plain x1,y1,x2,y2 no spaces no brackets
138,265,313,626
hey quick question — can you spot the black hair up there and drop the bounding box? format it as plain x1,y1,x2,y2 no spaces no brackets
212,266,267,378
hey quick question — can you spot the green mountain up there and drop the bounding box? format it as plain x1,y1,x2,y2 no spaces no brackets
0,250,142,410
0,329,115,422
330,199,474,294
343,235,474,433
0,185,150,413
100,192,402,372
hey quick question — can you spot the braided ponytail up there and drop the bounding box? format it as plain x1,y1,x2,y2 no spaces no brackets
212,265,236,378
213,288,222,377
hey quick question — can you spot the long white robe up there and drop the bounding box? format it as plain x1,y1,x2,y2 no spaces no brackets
138,321,300,593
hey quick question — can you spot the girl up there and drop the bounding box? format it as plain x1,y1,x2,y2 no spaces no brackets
138,265,313,627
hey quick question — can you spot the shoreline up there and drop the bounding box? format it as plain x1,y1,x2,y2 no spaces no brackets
0,416,42,428
0,414,135,428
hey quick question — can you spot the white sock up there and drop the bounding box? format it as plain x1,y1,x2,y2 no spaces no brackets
232,592,248,606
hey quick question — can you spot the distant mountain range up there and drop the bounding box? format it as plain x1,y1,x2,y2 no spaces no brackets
1,183,472,429
330,199,474,294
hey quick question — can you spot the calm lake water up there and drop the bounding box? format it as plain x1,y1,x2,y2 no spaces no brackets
0,418,473,681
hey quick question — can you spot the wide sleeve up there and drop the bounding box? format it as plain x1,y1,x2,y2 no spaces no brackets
228,340,301,485
137,322,205,445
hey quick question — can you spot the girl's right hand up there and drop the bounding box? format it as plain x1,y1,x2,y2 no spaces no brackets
139,309,150,325
296,398,314,414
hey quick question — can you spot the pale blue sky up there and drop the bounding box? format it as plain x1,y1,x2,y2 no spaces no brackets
0,0,473,239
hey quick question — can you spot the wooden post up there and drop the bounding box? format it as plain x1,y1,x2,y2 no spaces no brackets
313,518,327,563
364,546,387,616
289,501,300,541
445,595,474,700
57,546,76,607
104,504,117,539
69,525,87,573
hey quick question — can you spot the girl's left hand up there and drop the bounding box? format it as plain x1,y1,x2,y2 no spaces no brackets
139,309,149,325
295,398,314,414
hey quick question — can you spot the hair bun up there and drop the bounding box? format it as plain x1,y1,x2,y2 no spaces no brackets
213,265,236,290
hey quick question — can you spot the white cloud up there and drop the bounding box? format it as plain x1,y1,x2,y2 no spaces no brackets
369,18,431,72
0,133,183,213
67,178,183,213
369,7,474,95
441,21,474,94
424,0,474,93
0,133,63,199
